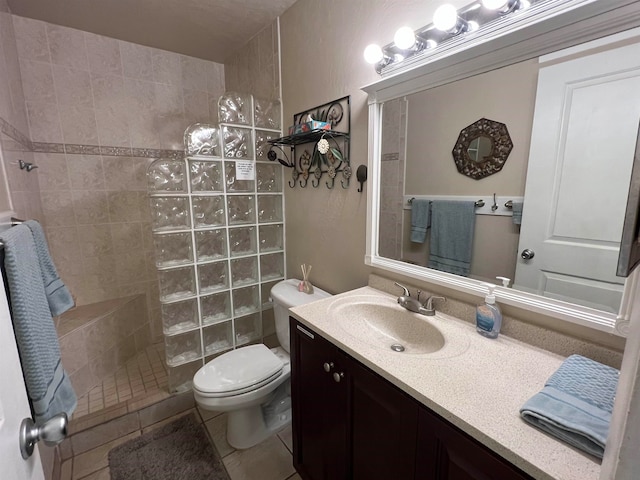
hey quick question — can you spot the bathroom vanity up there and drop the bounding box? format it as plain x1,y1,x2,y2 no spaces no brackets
289,287,602,480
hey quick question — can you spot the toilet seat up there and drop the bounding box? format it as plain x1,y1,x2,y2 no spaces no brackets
193,344,284,398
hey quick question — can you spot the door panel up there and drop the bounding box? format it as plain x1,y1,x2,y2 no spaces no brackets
0,272,44,480
514,41,640,312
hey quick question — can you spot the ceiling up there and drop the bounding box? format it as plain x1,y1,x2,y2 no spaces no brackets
7,0,298,63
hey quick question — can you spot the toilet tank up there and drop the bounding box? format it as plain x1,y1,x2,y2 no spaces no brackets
270,279,331,352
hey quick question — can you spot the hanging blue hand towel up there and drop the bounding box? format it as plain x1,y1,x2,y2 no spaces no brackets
427,201,475,276
0,224,77,425
25,220,74,316
520,354,619,458
410,199,431,243
511,202,523,225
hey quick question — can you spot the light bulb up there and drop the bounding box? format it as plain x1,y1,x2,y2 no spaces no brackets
394,26,416,50
481,0,509,9
364,44,384,64
433,4,459,32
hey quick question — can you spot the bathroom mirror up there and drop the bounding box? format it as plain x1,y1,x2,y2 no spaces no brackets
452,118,512,180
363,0,640,333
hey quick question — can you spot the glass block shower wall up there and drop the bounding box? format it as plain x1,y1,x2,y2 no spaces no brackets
147,93,284,392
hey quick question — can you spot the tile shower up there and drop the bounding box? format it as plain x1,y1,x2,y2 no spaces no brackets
0,5,282,423
148,93,284,392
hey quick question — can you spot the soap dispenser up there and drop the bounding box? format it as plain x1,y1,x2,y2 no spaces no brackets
476,283,502,339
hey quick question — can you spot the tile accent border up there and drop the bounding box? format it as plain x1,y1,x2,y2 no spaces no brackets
1,114,184,159
0,116,32,150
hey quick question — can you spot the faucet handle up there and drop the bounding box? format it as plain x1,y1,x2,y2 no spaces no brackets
417,290,422,302
424,295,446,309
394,282,410,297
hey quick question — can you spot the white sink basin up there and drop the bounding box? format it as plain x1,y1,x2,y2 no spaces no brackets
328,295,445,354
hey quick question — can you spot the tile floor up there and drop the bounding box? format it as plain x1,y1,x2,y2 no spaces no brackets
74,344,168,418
60,405,301,480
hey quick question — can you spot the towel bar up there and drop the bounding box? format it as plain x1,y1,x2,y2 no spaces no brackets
408,197,485,208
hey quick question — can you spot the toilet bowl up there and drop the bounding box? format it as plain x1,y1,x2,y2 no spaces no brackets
193,278,331,449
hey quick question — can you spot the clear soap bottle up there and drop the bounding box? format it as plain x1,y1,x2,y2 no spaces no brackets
476,283,502,339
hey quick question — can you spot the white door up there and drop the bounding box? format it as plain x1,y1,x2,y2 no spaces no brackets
514,41,640,313
0,274,44,480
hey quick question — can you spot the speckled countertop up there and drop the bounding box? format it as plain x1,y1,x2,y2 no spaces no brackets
289,286,601,480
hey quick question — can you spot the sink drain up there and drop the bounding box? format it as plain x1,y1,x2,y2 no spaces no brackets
390,344,405,352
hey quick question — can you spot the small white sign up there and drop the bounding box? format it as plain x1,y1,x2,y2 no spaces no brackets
236,161,255,181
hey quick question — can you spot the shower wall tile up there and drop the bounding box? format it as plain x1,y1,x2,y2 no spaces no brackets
111,222,143,253
26,100,63,142
67,155,105,190
12,15,50,62
224,20,279,101
120,41,154,81
52,65,92,107
58,103,99,145
46,23,89,70
72,190,110,224
0,14,228,344
20,59,56,104
85,33,122,76
78,224,113,257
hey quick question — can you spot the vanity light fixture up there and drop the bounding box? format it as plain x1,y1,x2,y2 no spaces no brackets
364,0,537,75
481,0,529,13
433,4,469,34
364,43,405,73
363,43,384,64
394,26,419,50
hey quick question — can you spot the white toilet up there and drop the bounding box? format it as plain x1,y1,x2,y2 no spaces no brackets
193,279,331,449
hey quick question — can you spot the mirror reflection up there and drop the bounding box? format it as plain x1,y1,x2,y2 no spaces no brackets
378,35,640,314
468,136,492,163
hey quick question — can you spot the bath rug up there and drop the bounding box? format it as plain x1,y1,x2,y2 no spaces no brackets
108,413,230,480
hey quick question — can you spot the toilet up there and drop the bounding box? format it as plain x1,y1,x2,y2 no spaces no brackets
193,279,331,449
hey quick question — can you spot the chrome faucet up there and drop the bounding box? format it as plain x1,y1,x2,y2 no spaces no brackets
422,295,446,316
394,283,446,316
394,282,422,313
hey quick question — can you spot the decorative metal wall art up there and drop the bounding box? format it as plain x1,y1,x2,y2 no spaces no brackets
452,118,513,180
267,96,351,189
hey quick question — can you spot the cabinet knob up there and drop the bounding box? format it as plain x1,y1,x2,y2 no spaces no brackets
333,372,344,383
323,362,334,372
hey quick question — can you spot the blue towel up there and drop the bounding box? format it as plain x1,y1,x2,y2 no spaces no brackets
512,202,523,225
410,199,431,243
0,225,77,425
520,354,619,458
427,201,475,276
25,220,74,317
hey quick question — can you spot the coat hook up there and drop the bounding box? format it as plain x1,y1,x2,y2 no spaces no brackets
356,165,367,193
491,193,498,212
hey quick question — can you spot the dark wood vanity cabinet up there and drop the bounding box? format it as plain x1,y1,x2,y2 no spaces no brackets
416,408,533,480
290,318,533,480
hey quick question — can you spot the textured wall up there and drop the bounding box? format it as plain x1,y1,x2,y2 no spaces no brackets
12,16,226,342
279,0,467,293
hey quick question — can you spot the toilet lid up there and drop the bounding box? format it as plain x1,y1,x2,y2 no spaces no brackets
193,344,284,396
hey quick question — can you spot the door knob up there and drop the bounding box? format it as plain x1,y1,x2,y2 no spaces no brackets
333,372,344,383
521,249,535,260
19,413,68,459
323,362,334,372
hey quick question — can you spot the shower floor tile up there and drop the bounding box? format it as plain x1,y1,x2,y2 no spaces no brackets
73,343,168,419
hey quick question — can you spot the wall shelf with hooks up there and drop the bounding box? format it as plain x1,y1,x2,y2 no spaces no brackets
267,96,351,189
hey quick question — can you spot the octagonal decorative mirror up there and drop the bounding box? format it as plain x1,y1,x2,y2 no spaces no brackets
452,118,513,180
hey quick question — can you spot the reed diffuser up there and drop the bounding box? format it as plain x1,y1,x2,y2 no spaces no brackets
299,264,314,294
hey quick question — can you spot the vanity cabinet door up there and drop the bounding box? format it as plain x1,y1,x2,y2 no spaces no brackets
350,359,419,480
416,408,533,480
290,318,350,480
